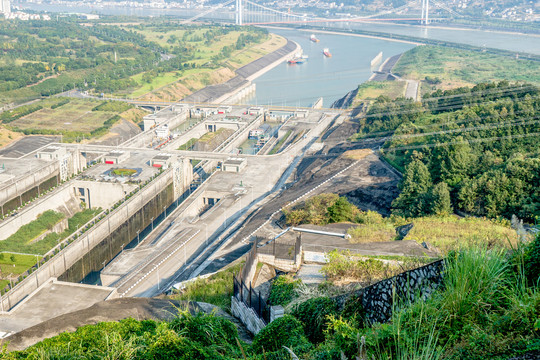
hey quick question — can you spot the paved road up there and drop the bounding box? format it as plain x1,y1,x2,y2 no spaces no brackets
0,136,59,159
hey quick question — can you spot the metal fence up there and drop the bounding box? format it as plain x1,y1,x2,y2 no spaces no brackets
233,232,303,324
233,275,270,323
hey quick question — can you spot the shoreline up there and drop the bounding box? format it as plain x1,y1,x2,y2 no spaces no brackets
363,21,540,39
264,25,422,46
183,38,300,104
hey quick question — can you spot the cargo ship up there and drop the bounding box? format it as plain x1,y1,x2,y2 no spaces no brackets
323,48,332,57
310,34,320,42
288,57,305,64
288,52,308,64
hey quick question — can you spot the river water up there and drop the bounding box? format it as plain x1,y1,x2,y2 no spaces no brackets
19,3,540,107
247,28,415,107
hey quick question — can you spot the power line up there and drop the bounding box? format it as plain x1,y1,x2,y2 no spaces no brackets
382,132,540,152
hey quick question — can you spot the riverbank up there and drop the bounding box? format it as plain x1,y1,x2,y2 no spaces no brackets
279,24,540,61
182,39,300,104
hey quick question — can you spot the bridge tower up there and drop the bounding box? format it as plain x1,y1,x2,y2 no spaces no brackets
235,0,243,25
421,0,430,24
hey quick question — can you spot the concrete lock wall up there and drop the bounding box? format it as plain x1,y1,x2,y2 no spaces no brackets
0,170,176,312
0,162,59,213
0,184,78,241
219,115,264,154
59,182,175,283
72,181,137,210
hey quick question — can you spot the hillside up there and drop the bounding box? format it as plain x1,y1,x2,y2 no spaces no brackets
353,81,539,221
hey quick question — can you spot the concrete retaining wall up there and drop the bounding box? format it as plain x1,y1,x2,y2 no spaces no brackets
59,181,175,283
0,162,59,211
72,180,136,210
257,252,302,273
231,295,266,335
222,83,256,105
0,185,79,241
0,169,176,312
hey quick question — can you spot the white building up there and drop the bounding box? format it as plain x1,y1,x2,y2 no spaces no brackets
0,0,11,14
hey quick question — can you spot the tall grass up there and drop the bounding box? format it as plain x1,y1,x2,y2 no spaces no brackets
440,248,510,322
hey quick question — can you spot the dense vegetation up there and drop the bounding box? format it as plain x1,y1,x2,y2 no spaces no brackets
4,235,539,359
0,19,267,105
356,81,539,221
282,193,516,251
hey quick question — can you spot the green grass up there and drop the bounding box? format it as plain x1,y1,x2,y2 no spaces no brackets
352,81,407,105
394,45,540,89
178,138,197,151
0,210,65,250
111,168,137,176
404,215,517,253
0,208,101,255
268,130,292,155
0,253,43,290
128,71,183,98
175,262,243,311
10,99,117,133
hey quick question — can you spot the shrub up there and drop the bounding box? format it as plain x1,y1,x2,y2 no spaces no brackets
291,297,338,343
169,310,238,349
251,314,310,353
268,275,302,306
524,233,540,286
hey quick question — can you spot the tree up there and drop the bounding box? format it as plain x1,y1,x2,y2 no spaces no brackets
428,182,453,216
327,197,355,223
10,254,15,262
392,159,433,217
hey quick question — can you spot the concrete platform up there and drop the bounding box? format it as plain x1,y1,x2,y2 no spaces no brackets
0,279,116,334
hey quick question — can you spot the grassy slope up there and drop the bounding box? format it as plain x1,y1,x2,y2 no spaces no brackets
0,209,101,255
393,45,540,91
175,262,243,311
0,253,43,290
13,100,116,132
126,29,284,100
351,81,407,106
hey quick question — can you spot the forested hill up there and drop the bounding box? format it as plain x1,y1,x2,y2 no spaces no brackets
356,81,539,221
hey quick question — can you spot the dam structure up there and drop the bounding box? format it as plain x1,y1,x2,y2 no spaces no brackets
0,100,343,334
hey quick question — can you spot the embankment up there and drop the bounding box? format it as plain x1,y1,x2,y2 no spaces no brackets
182,39,300,104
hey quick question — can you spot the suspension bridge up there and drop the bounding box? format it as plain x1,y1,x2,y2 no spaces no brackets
181,0,461,27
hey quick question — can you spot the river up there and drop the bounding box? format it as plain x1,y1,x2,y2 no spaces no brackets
17,2,540,107
247,28,415,107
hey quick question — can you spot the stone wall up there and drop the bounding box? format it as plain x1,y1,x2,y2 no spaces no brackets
335,260,444,324
231,296,266,335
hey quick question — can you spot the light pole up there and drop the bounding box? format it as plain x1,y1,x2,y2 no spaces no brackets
136,230,140,246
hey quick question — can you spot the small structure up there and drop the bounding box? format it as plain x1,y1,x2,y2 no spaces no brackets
155,124,170,139
222,157,247,173
37,146,66,161
143,114,157,132
249,129,264,139
217,106,232,114
104,150,129,165
294,109,309,118
150,153,176,169
248,107,264,116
